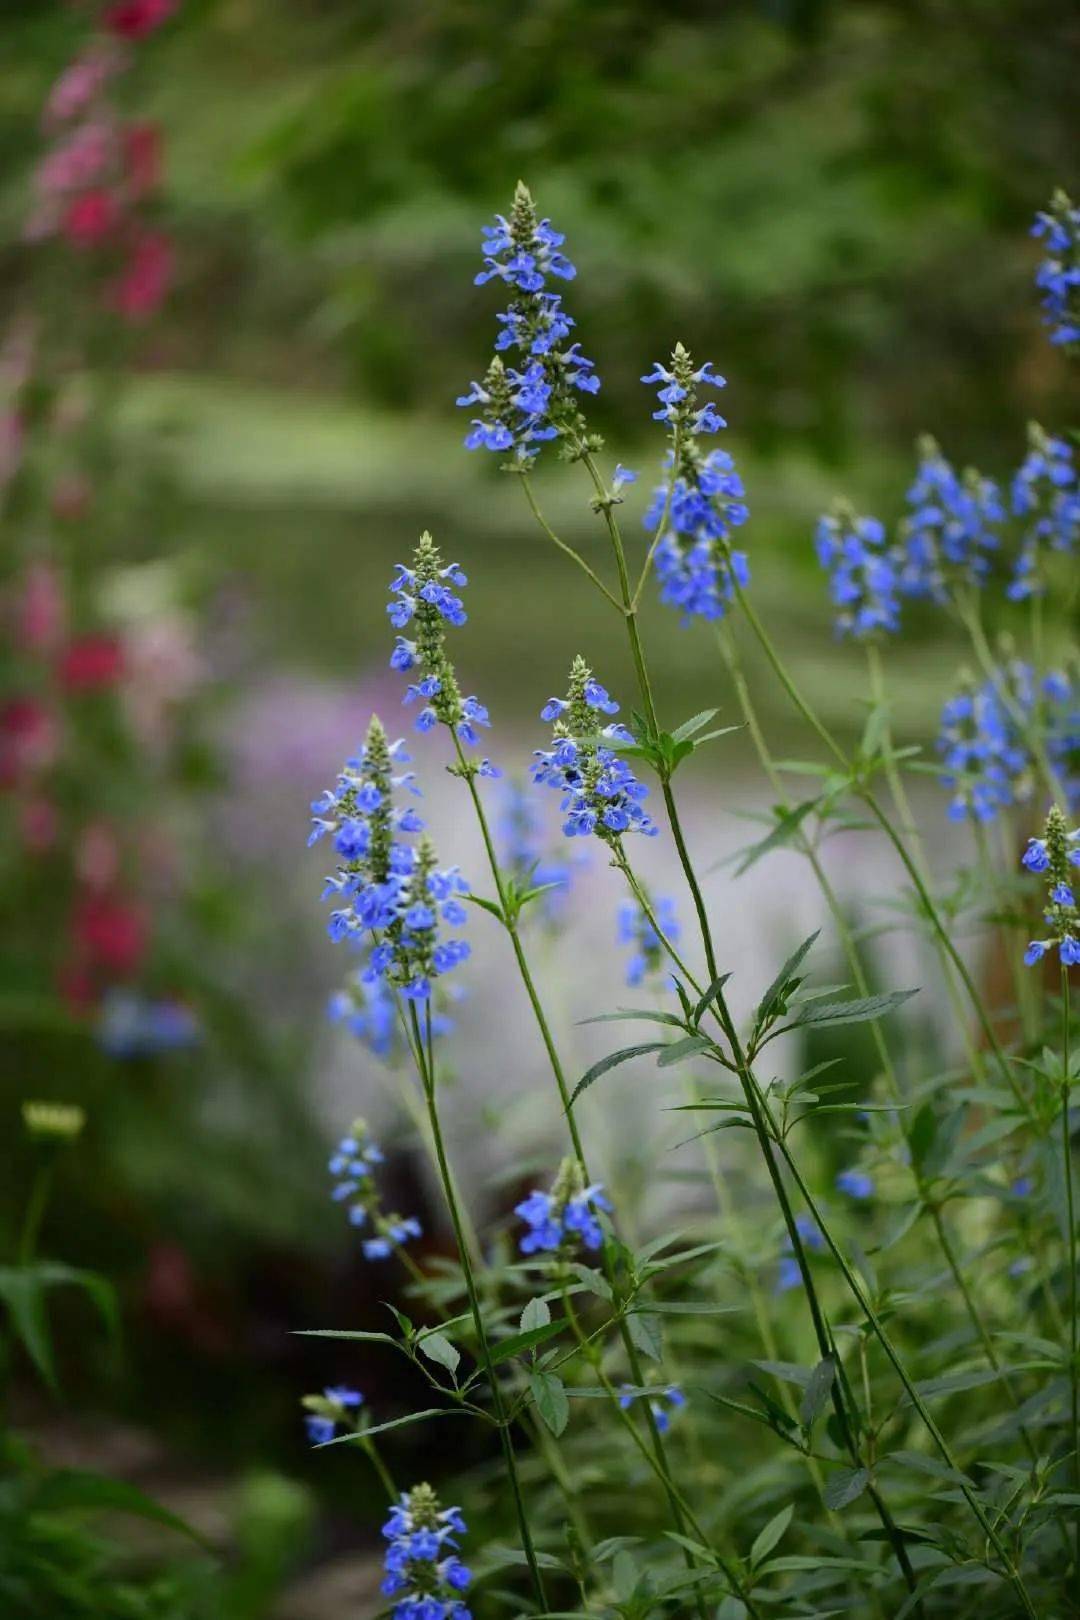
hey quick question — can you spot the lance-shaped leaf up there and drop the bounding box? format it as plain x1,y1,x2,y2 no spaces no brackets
570,1042,667,1105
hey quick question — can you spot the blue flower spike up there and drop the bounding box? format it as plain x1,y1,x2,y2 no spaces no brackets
380,1483,473,1620
1020,806,1080,967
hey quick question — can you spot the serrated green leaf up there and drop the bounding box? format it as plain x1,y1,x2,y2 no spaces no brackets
784,989,917,1032
488,1319,565,1364
823,1466,870,1509
670,708,721,743
570,1042,667,1105
418,1330,460,1376
754,932,821,1034
626,1310,663,1362
737,800,820,877
529,1369,569,1437
657,1033,717,1068
520,1296,551,1333
799,1354,837,1426
692,973,734,1026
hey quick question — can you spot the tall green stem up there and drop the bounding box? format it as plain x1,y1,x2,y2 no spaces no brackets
1063,966,1078,1552
406,1003,547,1611
448,734,713,1617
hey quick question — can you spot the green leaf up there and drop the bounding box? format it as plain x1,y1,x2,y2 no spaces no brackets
785,989,917,1032
530,1369,569,1437
465,893,507,924
691,973,733,1026
670,707,721,743
657,1034,716,1068
799,1354,837,1426
325,1408,456,1444
612,1549,640,1602
417,1330,460,1376
31,1470,206,1545
297,1328,398,1344
520,1296,551,1333
736,800,820,876
750,1502,793,1568
0,1263,119,1394
752,1359,813,1390
570,1043,666,1105
823,1466,870,1510
626,1310,663,1362
488,1319,565,1364
754,932,820,1034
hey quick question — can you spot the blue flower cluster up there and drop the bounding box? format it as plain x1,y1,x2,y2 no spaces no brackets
1032,191,1080,349
327,1117,423,1260
515,1158,613,1257
619,1383,686,1434
328,972,398,1059
642,346,750,624
303,1384,364,1446
1008,426,1080,601
936,668,1033,823
381,1484,472,1620
814,504,900,638
836,1168,875,1200
898,437,1003,601
617,895,679,987
1020,807,1080,966
460,183,599,464
1044,667,1079,807
388,534,496,760
96,989,199,1060
533,657,656,840
776,1213,825,1294
310,716,470,1002
495,778,579,927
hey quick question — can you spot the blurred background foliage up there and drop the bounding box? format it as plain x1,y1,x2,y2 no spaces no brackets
0,1,1076,1614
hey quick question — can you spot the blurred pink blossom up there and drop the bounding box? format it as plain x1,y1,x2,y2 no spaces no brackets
38,122,112,197
44,51,114,128
110,231,173,321
16,561,68,655
104,0,178,42
0,698,59,786
19,796,59,853
123,613,204,747
76,821,121,891
63,188,121,247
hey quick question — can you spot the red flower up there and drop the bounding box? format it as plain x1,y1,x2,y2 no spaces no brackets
60,633,125,691
0,698,58,787
63,188,120,247
110,231,172,322
123,123,162,198
103,0,177,41
74,892,148,976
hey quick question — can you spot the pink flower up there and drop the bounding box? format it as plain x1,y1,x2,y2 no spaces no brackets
76,821,121,890
38,123,112,197
44,52,114,127
63,188,121,248
123,123,162,198
17,561,67,655
110,231,172,321
0,698,59,786
103,0,178,41
74,892,148,976
60,632,126,691
19,796,59,853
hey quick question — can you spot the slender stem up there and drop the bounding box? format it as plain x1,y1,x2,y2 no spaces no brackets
519,473,624,611
733,580,1034,1120
407,1002,547,1611
448,735,711,1619
630,425,681,609
725,625,1041,1439
18,1164,55,1266
359,1431,398,1500
1063,965,1078,1549
561,1286,757,1615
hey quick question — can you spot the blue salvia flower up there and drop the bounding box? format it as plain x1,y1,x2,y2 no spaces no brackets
495,778,578,927
618,1383,686,1434
814,502,900,638
388,533,498,768
329,972,457,1057
533,655,657,839
617,895,679,987
898,436,1003,601
776,1213,825,1293
836,1168,875,1200
460,182,601,465
381,1483,472,1618
642,343,750,623
327,1116,423,1261
311,716,470,1001
515,1157,613,1257
1031,190,1080,350
302,1385,364,1446
1008,424,1080,600
1020,806,1080,966
936,663,1035,822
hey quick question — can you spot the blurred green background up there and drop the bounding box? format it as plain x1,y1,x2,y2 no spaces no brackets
1,1,1076,1613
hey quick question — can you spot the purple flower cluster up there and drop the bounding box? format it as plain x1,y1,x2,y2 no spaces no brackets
515,1158,613,1257
381,1485,472,1620
898,437,1003,601
327,1117,423,1261
533,658,656,840
1008,426,1080,601
1021,808,1080,966
814,505,899,638
1032,191,1080,349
